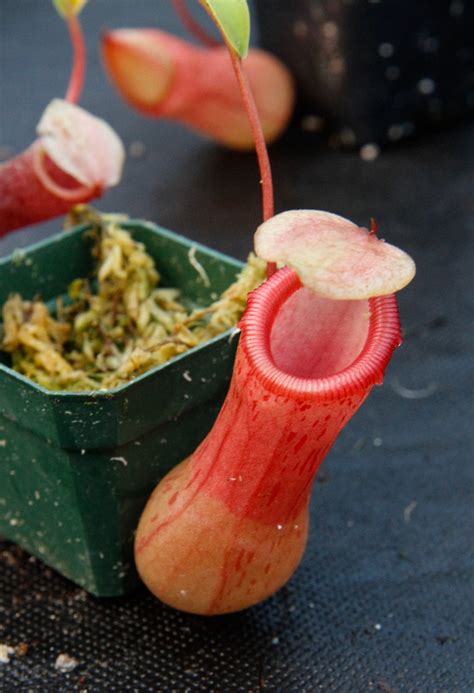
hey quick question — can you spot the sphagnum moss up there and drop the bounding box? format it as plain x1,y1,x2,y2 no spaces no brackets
1,208,265,392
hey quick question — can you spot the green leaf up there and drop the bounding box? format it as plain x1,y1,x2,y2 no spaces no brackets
52,0,88,18
199,0,250,58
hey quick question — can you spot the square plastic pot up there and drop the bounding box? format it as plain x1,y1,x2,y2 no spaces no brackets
0,221,242,596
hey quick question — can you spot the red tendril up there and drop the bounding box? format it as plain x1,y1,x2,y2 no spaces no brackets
228,51,276,277
172,0,220,48
196,1,276,277
65,15,86,103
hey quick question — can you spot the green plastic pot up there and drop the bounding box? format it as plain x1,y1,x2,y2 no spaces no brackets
0,221,242,596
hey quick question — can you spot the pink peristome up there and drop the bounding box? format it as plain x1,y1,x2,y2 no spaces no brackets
135,267,402,615
254,210,417,300
0,100,125,237
101,28,295,150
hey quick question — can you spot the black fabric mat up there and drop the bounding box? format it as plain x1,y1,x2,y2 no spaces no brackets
1,2,473,691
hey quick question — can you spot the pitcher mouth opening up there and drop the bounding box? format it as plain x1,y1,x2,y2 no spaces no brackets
240,267,401,400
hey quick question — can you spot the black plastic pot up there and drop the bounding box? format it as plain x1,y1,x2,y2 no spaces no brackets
254,0,473,147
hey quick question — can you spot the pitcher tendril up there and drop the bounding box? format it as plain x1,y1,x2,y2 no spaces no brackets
197,0,275,275
172,0,220,48
52,0,88,103
64,14,86,103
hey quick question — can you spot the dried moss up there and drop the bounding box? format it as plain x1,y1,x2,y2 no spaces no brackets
1,209,266,392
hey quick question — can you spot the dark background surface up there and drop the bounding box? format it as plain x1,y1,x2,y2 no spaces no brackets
1,1,473,691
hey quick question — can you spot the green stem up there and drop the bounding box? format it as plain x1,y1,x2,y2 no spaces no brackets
65,15,85,103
